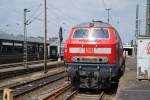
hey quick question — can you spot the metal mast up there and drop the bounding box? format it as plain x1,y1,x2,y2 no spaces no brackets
44,0,48,73
134,4,139,56
105,8,112,24
24,9,30,68
135,4,139,38
58,27,63,61
145,0,150,35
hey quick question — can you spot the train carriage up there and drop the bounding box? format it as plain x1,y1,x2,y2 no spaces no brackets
64,21,125,89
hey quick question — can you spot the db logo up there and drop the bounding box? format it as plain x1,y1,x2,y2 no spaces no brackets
147,42,150,54
85,48,94,53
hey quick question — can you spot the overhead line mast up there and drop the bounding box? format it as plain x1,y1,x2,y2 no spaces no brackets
145,0,150,35
44,0,48,73
105,8,112,24
23,8,30,68
135,4,139,38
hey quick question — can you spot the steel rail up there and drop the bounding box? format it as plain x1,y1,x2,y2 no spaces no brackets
98,91,104,100
65,89,78,100
65,90,105,100
43,84,72,100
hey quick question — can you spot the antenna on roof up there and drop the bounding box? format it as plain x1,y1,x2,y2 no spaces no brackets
92,19,104,23
89,23,94,27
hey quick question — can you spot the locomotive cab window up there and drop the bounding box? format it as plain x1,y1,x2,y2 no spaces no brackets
73,28,109,39
73,29,89,39
91,29,109,39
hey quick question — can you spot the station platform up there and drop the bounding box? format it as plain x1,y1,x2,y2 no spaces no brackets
116,56,150,100
0,61,63,73
0,61,63,79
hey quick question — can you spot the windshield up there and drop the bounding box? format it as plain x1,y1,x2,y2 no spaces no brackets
73,28,109,39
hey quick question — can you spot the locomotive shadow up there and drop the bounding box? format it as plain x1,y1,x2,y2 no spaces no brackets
104,83,118,95
73,83,118,96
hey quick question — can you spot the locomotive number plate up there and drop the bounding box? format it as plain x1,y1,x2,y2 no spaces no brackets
85,48,94,53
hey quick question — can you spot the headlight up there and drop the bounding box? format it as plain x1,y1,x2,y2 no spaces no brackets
102,57,108,63
72,57,77,62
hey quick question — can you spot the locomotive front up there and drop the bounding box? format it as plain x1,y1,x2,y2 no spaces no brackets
64,21,124,89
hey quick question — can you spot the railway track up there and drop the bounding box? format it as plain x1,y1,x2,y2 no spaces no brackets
43,84,72,100
66,90,104,100
0,71,67,100
44,85,116,100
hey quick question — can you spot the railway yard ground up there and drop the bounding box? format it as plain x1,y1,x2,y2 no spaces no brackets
0,0,149,100
0,56,150,100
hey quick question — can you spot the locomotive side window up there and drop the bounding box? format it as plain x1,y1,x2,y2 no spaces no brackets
73,29,89,38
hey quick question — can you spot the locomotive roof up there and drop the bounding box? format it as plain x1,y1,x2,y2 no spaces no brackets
76,21,112,28
0,30,44,43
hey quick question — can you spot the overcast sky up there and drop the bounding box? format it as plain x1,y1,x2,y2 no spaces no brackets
0,0,147,43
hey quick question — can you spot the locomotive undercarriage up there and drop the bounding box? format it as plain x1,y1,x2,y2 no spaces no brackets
66,63,120,89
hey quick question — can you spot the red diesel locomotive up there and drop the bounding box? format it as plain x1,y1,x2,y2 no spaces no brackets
64,21,125,89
